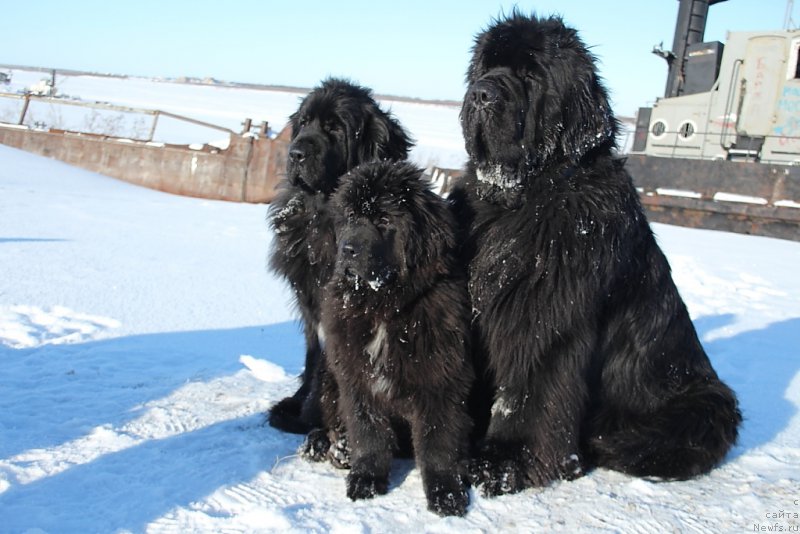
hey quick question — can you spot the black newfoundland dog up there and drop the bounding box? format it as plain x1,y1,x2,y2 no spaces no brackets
268,78,413,434
449,12,742,496
319,160,473,517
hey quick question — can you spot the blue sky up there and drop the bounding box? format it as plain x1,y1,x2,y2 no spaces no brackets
2,1,796,116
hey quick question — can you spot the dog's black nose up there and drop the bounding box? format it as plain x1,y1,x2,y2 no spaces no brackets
468,81,498,108
289,147,306,164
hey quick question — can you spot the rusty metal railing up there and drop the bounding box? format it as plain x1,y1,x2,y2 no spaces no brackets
0,92,237,142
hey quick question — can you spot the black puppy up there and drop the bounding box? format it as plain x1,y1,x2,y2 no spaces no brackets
320,161,473,516
268,78,412,434
450,11,741,496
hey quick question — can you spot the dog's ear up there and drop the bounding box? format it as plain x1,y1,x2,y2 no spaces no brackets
357,109,413,164
559,67,618,163
379,113,414,161
529,23,619,166
544,24,618,163
401,185,457,275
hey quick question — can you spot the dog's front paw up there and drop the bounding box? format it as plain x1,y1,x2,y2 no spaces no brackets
299,428,330,462
346,472,388,501
327,431,351,469
560,453,585,481
469,456,527,497
425,472,469,517
468,441,530,497
267,396,310,434
527,450,586,486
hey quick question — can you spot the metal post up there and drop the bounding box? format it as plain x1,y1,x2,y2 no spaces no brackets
18,94,30,125
242,135,254,202
148,112,160,142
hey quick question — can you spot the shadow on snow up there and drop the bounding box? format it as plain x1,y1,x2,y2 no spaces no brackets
0,315,797,530
0,320,310,532
0,321,306,460
694,314,800,455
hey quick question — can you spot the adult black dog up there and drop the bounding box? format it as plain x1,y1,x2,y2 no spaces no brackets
268,78,412,434
319,160,473,516
449,12,741,496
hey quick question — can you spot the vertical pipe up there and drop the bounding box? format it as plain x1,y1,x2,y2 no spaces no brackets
148,112,160,142
18,94,30,125
665,0,711,98
242,136,253,203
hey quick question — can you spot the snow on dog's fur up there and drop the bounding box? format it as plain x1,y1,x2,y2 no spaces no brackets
319,160,474,517
450,11,741,496
267,78,412,435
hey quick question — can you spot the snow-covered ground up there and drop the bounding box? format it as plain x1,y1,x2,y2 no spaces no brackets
1,73,799,532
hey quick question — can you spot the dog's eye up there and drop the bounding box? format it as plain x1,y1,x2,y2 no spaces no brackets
325,122,341,133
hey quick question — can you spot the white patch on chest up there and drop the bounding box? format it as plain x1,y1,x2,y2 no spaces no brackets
371,376,392,396
491,396,514,418
365,322,388,364
365,323,392,396
316,324,326,350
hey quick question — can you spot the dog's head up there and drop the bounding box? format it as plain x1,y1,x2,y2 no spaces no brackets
461,12,617,181
287,78,413,196
330,161,457,299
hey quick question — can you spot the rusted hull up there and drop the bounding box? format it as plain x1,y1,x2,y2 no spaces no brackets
0,124,290,204
625,154,800,242
639,196,800,241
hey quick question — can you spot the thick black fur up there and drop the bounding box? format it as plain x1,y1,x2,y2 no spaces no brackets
320,161,474,517
449,12,742,497
268,78,412,434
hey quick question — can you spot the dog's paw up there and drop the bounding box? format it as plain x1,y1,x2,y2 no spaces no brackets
327,432,352,469
560,453,585,481
469,457,527,497
425,472,469,517
468,441,531,497
346,472,389,501
267,397,310,434
299,428,330,462
527,450,586,486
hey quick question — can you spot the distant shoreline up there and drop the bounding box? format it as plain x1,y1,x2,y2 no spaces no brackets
0,63,463,108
